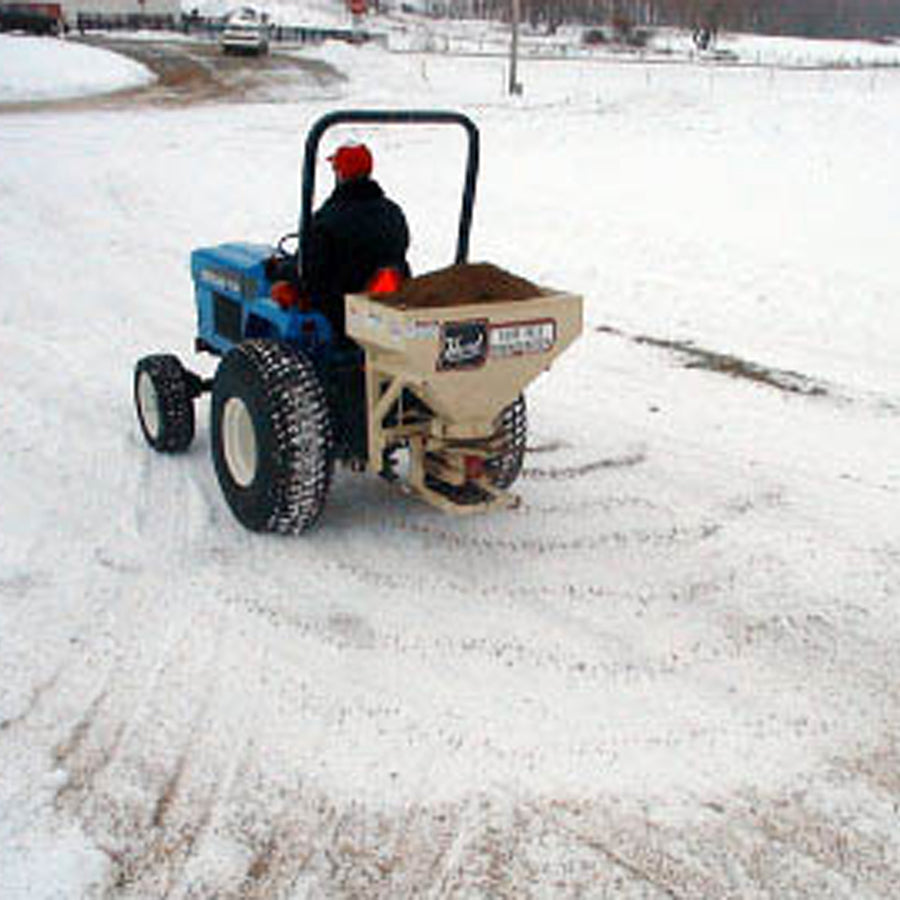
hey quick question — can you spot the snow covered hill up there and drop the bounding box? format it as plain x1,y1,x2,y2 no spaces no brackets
1,29,900,897
0,35,155,102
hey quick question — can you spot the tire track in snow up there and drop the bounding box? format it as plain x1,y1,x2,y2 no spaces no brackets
520,448,647,480
39,436,900,898
0,667,63,736
38,585,258,896
313,442,779,607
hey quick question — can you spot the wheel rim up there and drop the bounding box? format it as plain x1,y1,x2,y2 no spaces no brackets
222,396,258,488
137,371,161,440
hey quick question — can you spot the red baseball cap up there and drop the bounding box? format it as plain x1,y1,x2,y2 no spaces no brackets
328,143,373,180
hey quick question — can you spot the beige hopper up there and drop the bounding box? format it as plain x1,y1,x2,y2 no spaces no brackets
346,275,583,513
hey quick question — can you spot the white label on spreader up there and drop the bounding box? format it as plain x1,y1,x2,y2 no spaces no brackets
406,320,439,341
490,320,556,357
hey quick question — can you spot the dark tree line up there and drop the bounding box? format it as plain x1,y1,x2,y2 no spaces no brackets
431,1,900,39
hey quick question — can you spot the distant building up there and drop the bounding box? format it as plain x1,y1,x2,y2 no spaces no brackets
61,0,181,25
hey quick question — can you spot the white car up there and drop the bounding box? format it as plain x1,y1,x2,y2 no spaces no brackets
220,9,269,55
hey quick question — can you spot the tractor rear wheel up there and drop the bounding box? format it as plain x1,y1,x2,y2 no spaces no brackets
485,394,527,490
210,340,334,534
424,395,527,506
134,354,196,453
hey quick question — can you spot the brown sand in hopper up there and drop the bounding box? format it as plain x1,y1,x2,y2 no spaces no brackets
380,262,541,309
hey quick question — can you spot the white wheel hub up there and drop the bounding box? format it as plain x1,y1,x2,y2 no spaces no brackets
137,371,161,440
222,397,258,488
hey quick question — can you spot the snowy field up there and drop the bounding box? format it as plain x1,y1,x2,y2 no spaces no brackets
2,29,900,897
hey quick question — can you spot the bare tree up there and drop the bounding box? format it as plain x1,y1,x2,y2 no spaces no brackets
431,0,900,39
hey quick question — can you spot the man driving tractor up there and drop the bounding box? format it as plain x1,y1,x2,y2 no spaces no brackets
302,143,410,337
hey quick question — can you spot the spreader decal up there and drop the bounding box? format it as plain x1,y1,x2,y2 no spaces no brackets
489,319,557,358
438,320,489,370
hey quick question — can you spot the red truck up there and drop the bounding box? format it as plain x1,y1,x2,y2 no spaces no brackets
0,2,64,35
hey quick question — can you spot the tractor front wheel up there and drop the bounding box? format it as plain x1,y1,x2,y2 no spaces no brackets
134,354,196,453
210,340,334,535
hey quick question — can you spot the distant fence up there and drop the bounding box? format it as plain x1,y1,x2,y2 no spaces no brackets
74,12,383,46
75,13,175,32
262,23,383,45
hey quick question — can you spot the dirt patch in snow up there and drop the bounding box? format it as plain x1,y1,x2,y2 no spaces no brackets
597,325,831,398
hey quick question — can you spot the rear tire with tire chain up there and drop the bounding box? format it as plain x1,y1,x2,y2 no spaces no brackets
485,394,527,490
134,354,196,453
210,340,334,534
425,394,527,506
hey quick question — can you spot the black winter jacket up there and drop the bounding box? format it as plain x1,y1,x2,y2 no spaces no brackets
303,177,410,335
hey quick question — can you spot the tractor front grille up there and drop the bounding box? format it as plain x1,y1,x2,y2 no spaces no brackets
213,292,242,343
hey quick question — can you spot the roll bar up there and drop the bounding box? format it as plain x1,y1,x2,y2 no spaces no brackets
299,109,480,279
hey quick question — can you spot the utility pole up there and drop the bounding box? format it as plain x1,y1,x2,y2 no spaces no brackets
508,0,522,95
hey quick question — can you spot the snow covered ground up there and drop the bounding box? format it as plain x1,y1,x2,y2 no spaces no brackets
2,28,900,898
0,36,155,103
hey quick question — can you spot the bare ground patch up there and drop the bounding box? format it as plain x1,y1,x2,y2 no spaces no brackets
597,325,830,397
64,764,900,898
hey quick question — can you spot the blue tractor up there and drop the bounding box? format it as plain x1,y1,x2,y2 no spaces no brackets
133,110,582,534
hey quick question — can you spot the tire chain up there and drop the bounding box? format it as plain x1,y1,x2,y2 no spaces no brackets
485,395,527,490
427,395,527,506
237,341,334,534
